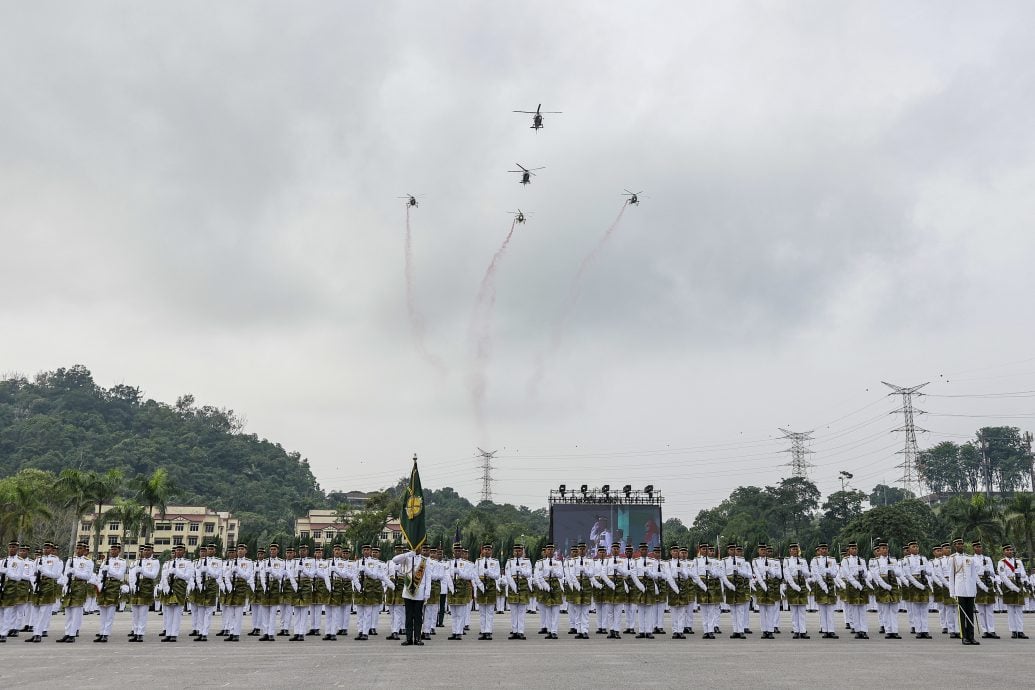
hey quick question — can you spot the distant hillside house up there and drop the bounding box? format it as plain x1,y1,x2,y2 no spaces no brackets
78,505,240,560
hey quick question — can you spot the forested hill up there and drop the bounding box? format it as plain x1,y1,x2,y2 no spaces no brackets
0,365,325,534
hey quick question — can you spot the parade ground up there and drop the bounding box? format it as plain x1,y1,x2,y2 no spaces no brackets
3,609,1035,688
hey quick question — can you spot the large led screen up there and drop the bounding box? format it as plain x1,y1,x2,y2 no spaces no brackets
550,504,662,554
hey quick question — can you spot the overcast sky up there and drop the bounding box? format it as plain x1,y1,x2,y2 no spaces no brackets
3,2,1035,521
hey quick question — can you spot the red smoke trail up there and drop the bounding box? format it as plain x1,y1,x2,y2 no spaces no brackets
404,205,446,373
470,219,518,436
528,201,629,393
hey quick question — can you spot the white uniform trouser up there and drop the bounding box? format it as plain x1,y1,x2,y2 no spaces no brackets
449,605,466,635
909,601,929,633
878,602,898,634
790,604,808,633
542,605,560,634
1007,604,1025,632
392,604,405,633
700,604,719,633
224,606,244,635
671,604,688,632
480,602,494,633
510,603,527,633
758,603,777,632
739,602,751,630
421,603,436,634
32,603,56,635
308,604,323,631
636,603,653,633
599,603,615,631
63,606,84,636
729,603,747,633
818,604,835,633
196,605,215,635
848,604,868,632
279,603,293,632
976,603,995,633
686,599,698,631
293,606,309,635
253,603,265,631
256,606,274,636
163,605,183,637
654,601,664,629
131,605,150,635
98,605,117,635
942,602,958,633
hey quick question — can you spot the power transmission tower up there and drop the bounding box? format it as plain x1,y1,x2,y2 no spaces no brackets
779,428,815,479
882,381,929,497
476,447,497,503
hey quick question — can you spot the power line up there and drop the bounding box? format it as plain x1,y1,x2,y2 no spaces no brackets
882,381,929,497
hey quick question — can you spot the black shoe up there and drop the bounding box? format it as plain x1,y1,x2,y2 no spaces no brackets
625,628,636,634
635,632,646,638
744,628,753,634
568,628,577,634
248,629,260,636
548,633,558,639
800,633,811,639
889,633,900,639
216,630,227,636
307,629,320,636
355,634,368,640
790,632,798,639
846,623,851,630
161,636,176,642
447,634,461,640
963,639,980,645
131,634,143,642
387,632,400,640
322,634,333,641
942,627,948,634
401,640,413,646
774,627,781,634
278,630,289,636
1018,632,1030,640
703,632,714,639
950,632,961,639
421,633,431,640
539,627,548,634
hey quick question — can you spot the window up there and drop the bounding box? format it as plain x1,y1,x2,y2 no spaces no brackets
188,536,198,546
108,521,120,531
107,536,119,545
173,536,183,545
174,523,185,532
126,553,136,561
81,521,92,531
204,523,215,534
379,531,389,540
156,523,171,531
189,522,200,532
299,531,310,540
155,538,171,546
313,531,322,540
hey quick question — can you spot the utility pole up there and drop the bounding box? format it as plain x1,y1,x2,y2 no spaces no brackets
476,447,497,503
1024,431,1034,493
882,381,929,497
779,428,815,479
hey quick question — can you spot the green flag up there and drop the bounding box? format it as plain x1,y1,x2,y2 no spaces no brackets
400,454,426,551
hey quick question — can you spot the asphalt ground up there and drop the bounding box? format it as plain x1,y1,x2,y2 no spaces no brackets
2,607,1034,688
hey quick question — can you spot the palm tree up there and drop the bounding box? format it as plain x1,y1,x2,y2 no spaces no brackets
1,483,53,543
942,494,1002,544
104,498,150,554
53,468,98,553
87,469,124,556
134,468,175,541
1006,492,1035,558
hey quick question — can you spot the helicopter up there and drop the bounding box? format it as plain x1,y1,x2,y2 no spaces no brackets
509,163,545,185
397,194,425,208
513,103,562,131
508,209,532,224
622,189,644,205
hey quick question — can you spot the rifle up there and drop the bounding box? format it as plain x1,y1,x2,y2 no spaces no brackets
97,554,110,597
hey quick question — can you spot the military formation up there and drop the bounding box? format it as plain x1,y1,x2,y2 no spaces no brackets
1,537,1032,645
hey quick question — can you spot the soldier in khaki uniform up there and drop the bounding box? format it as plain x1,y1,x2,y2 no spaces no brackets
26,542,63,643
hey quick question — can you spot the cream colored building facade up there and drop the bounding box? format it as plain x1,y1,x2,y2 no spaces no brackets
294,509,402,546
78,505,240,559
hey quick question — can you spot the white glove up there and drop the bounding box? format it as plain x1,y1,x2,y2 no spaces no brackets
882,582,892,591
758,580,768,592
120,584,130,595
854,582,863,591
160,583,170,596
635,580,646,593
819,582,829,594
698,581,707,592
57,575,68,586
779,584,787,598
790,582,802,593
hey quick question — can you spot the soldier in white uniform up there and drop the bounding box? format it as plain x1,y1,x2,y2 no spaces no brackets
782,543,812,639
867,541,901,639
422,548,447,640
26,542,63,643
998,544,1029,639
504,544,533,639
160,544,196,642
948,538,986,645
127,543,161,642
445,543,477,640
810,543,841,638
935,543,959,638
534,543,566,639
722,543,753,639
839,542,871,639
327,544,360,640
279,546,298,635
972,541,1000,639
900,540,934,639
222,544,256,642
94,543,129,642
753,544,779,639
474,544,501,640
256,543,290,641
57,541,95,643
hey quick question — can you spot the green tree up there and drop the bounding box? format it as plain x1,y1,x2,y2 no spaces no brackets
134,467,176,541
87,469,124,555
104,498,150,552
941,494,1002,544
53,468,98,552
868,484,914,506
1005,492,1035,558
820,490,867,539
